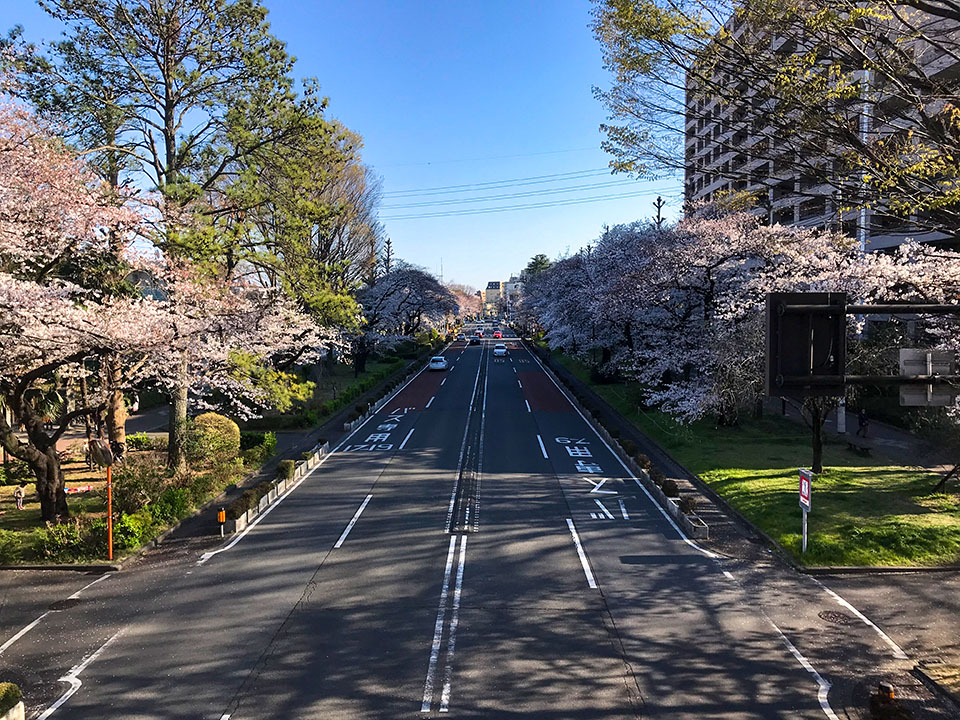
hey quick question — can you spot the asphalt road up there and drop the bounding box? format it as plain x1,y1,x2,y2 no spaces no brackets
0,326,953,718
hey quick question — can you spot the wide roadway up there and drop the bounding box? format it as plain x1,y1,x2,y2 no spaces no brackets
0,326,915,719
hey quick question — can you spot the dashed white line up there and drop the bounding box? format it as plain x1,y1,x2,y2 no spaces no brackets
617,498,630,520
536,434,548,458
441,377,446,385
722,570,735,580
400,428,415,450
421,537,458,712
0,612,51,657
566,518,597,589
68,573,112,600
426,396,435,409
525,400,531,413
333,494,373,549
517,379,522,388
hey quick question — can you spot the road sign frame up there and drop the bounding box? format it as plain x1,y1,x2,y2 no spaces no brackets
799,469,812,511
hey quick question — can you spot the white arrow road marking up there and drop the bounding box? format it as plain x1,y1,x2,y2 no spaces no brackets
593,499,615,520
586,478,617,494
617,498,630,520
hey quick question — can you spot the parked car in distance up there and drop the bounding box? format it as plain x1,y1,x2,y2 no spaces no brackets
469,336,481,345
493,343,507,357
476,330,483,337
492,330,502,338
429,356,448,371
457,333,466,340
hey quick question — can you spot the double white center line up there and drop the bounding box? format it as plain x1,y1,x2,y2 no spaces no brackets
421,535,468,713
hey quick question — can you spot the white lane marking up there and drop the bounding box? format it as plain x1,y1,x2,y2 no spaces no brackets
220,715,231,720
441,378,446,385
811,578,909,660
421,537,458,712
618,498,630,520
1,573,114,657
426,396,435,409
400,428,416,450
722,570,735,580
594,499,615,520
0,611,51,657
525,400,531,413
587,478,616,494
536,434,548,459
513,366,517,373
333,494,373,549
524,345,719,560
762,611,840,720
517,379,522,388
68,573,112,600
440,536,468,712
198,349,447,565
38,629,124,719
566,518,597,589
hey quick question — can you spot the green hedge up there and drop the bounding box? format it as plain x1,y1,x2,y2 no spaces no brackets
277,459,295,480
0,682,22,714
226,480,277,520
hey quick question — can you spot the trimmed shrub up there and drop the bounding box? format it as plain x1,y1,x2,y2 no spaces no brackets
150,487,191,525
113,510,155,550
678,495,697,515
228,489,258,520
300,451,313,461
649,467,666,486
126,432,152,450
621,439,639,456
34,520,85,560
188,413,241,465
634,453,652,470
0,682,22,715
0,530,23,564
662,478,680,497
110,455,170,515
278,460,295,480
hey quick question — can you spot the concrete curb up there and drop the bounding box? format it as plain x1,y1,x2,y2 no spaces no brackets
915,661,960,712
0,564,120,572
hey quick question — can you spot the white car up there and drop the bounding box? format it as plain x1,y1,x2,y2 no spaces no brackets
429,356,449,371
493,344,507,357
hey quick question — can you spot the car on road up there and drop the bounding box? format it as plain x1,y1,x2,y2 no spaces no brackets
493,330,502,339
469,336,481,345
475,330,483,337
428,356,448,371
457,333,466,341
493,343,507,357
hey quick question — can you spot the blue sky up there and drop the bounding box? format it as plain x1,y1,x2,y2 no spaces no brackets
4,0,680,290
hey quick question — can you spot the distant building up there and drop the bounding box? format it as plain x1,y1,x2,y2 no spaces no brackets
502,276,523,320
483,281,502,318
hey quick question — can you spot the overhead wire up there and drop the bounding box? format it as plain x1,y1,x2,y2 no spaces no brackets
382,168,612,197
381,186,675,220
382,179,642,209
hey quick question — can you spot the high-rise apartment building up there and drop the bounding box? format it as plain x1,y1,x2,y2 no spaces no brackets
683,19,955,252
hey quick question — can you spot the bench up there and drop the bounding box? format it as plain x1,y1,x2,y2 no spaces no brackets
846,436,873,455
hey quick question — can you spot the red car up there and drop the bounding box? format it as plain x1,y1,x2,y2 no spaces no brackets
476,330,483,337
493,330,502,339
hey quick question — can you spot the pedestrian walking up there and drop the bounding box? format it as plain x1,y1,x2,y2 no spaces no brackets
13,482,27,510
130,393,140,414
856,409,869,438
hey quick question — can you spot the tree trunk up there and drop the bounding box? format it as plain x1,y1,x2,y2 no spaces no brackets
810,403,825,474
35,448,68,522
753,395,764,420
167,357,189,470
104,353,127,460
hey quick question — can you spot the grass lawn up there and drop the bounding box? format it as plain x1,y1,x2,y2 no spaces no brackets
552,351,960,567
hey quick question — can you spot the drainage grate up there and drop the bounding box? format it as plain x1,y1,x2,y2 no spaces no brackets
818,609,857,626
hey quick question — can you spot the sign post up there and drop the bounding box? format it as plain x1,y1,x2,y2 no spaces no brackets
217,507,226,537
90,439,115,561
799,468,813,553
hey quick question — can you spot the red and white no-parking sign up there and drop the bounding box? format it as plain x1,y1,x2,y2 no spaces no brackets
799,469,813,511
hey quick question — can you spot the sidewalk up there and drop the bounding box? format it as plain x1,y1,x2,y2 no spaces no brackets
772,398,954,475
54,405,170,453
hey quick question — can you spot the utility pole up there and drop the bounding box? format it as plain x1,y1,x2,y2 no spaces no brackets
653,196,666,230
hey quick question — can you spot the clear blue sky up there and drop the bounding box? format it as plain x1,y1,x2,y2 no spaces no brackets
4,0,681,290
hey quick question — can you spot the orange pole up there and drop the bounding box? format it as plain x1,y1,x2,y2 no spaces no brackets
107,464,113,561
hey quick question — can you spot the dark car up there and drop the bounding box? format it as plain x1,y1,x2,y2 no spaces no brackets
469,336,481,345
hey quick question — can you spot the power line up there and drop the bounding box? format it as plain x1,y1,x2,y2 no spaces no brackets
382,168,612,197
380,146,598,168
381,187,675,220
382,179,642,209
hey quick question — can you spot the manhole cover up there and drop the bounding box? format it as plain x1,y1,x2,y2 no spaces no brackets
48,598,82,611
818,609,857,626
